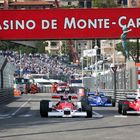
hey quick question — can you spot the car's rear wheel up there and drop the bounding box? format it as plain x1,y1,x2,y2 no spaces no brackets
106,96,112,103
111,99,116,107
122,104,129,115
40,100,49,117
82,104,92,118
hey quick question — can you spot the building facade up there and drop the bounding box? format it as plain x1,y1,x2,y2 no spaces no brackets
128,0,140,7
2,0,56,9
45,40,63,55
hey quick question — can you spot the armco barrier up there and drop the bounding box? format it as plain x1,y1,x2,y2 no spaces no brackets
98,89,136,102
0,87,136,104
42,86,136,102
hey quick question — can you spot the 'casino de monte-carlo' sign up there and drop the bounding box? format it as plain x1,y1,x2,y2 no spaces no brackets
0,8,140,40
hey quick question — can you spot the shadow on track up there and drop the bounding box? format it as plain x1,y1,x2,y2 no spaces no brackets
1,122,140,138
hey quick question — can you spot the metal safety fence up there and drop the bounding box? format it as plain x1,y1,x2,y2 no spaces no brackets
0,56,15,104
83,66,137,91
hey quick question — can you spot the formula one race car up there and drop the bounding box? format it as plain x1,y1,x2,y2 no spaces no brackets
40,94,92,118
86,91,115,107
56,82,70,93
118,93,140,115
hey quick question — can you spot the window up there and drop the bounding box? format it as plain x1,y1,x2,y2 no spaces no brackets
44,42,49,47
79,2,84,8
51,42,57,46
87,2,91,8
68,2,72,5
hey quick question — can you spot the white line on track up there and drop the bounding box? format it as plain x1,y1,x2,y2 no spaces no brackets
0,114,10,117
18,114,32,117
114,115,127,118
0,116,11,120
92,111,104,118
11,98,31,116
0,114,11,120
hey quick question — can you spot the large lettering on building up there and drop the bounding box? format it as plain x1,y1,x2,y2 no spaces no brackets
0,8,140,40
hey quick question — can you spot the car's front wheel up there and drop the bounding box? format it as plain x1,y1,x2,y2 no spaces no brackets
111,99,116,107
40,100,49,117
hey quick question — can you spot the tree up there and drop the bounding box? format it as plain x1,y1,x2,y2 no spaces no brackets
0,41,37,54
35,41,46,53
61,41,69,55
93,0,117,8
0,41,11,50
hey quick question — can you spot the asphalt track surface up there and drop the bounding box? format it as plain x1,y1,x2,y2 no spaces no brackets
0,93,140,140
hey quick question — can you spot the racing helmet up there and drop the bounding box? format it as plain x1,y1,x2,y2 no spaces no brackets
61,94,68,101
136,94,140,100
95,90,99,96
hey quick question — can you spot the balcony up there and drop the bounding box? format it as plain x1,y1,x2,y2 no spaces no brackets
45,41,62,55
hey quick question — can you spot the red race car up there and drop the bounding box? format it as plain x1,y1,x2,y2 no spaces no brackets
40,94,92,118
118,94,140,115
56,82,70,93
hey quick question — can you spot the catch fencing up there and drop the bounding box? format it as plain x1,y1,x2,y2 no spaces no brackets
0,56,15,104
83,64,137,91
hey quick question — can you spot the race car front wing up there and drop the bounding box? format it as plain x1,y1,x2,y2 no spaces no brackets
48,110,87,117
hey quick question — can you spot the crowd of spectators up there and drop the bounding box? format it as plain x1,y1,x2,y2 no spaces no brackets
0,50,80,81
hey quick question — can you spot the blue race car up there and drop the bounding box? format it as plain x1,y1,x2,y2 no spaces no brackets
87,91,115,107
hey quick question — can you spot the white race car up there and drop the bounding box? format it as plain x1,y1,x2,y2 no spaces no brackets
40,94,92,118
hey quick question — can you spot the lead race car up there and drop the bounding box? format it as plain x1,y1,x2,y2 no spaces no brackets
86,91,115,107
56,82,70,93
118,93,140,115
40,93,92,118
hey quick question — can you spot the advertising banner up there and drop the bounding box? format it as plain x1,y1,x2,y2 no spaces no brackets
83,49,96,57
0,8,140,40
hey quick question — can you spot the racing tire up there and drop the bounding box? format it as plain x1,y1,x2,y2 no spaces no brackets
82,105,92,118
106,96,112,103
111,99,116,107
40,100,49,117
81,96,89,106
118,100,125,114
122,104,129,115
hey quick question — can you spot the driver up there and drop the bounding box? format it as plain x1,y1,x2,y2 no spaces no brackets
136,94,140,100
95,90,99,96
61,94,69,101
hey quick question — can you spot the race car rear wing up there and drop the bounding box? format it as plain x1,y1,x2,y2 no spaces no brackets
87,92,96,95
52,94,78,100
86,92,106,97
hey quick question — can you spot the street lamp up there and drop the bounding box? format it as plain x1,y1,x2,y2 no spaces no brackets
110,63,117,102
19,50,22,77
79,43,84,87
94,43,98,90
80,56,84,87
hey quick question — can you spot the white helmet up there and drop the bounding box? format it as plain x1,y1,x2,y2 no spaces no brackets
136,93,140,100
